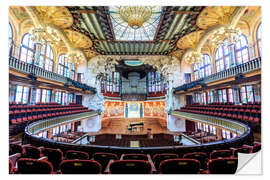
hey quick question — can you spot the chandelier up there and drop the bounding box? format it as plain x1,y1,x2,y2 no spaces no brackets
185,51,203,64
118,6,154,29
210,26,242,46
66,52,83,64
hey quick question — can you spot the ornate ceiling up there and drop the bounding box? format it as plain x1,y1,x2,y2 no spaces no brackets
66,6,205,56
10,6,260,63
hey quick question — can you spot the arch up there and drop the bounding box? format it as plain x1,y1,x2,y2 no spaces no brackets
256,23,262,57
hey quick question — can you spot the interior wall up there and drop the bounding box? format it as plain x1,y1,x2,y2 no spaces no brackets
167,115,186,132
82,115,101,132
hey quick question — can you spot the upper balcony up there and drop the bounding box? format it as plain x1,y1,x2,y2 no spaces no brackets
174,57,261,94
9,45,96,94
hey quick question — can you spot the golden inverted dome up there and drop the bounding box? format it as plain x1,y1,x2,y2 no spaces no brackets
35,6,73,29
118,6,154,29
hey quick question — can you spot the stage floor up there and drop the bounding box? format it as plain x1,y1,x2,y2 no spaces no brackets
88,118,177,135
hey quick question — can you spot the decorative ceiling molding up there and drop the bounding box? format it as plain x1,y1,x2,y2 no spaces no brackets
177,30,206,49
34,6,74,29
64,29,93,49
66,6,205,56
196,6,237,29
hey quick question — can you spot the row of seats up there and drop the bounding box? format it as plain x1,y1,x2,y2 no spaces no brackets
176,103,261,124
9,103,93,135
89,133,180,147
9,142,261,174
188,102,261,110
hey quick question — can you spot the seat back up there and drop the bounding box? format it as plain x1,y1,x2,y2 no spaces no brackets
183,152,207,169
17,158,53,174
210,150,233,159
65,150,89,160
208,158,238,174
24,146,41,159
233,147,252,157
122,153,148,160
252,143,261,153
159,158,201,174
109,160,152,174
59,160,102,174
42,148,63,170
93,152,118,172
153,153,179,170
9,144,23,155
9,159,14,174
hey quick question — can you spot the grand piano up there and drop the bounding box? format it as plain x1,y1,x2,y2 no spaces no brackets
129,122,144,131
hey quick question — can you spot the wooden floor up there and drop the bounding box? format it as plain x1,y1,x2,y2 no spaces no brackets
88,118,174,135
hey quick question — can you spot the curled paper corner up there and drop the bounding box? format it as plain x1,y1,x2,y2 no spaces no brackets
236,151,262,175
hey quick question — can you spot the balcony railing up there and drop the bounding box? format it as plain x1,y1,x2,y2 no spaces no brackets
9,56,96,93
171,111,247,134
174,57,261,93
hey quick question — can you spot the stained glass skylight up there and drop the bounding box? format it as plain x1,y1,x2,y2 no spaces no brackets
109,6,162,41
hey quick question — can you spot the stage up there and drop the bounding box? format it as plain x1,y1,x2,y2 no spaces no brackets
93,118,171,135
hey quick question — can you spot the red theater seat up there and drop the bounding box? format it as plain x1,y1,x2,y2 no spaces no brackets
17,158,53,174
159,158,201,174
65,150,89,160
93,152,118,172
122,153,148,160
183,152,208,169
152,153,179,170
210,149,233,159
41,148,63,171
23,146,42,159
59,159,102,174
206,158,238,174
109,160,152,174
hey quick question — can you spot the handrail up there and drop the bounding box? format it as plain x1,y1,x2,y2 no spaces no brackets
171,111,247,134
22,110,253,156
9,56,96,93
174,57,261,93
27,111,98,135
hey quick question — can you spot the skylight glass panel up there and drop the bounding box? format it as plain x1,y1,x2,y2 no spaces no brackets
109,6,162,41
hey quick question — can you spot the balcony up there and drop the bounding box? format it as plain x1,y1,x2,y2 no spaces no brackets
174,57,261,93
9,56,96,93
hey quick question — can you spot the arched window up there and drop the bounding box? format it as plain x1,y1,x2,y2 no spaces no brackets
194,64,199,80
70,63,75,80
58,54,68,76
9,23,13,49
194,54,211,80
215,44,232,72
256,23,262,57
20,33,34,63
234,34,249,64
44,45,54,71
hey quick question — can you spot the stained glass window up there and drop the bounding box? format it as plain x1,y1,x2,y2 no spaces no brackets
257,23,262,57
228,88,234,103
240,85,255,104
194,54,212,80
15,85,29,104
35,89,41,103
109,6,162,41
215,43,233,72
20,33,34,63
41,89,51,103
70,63,75,80
235,34,249,64
9,23,13,50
